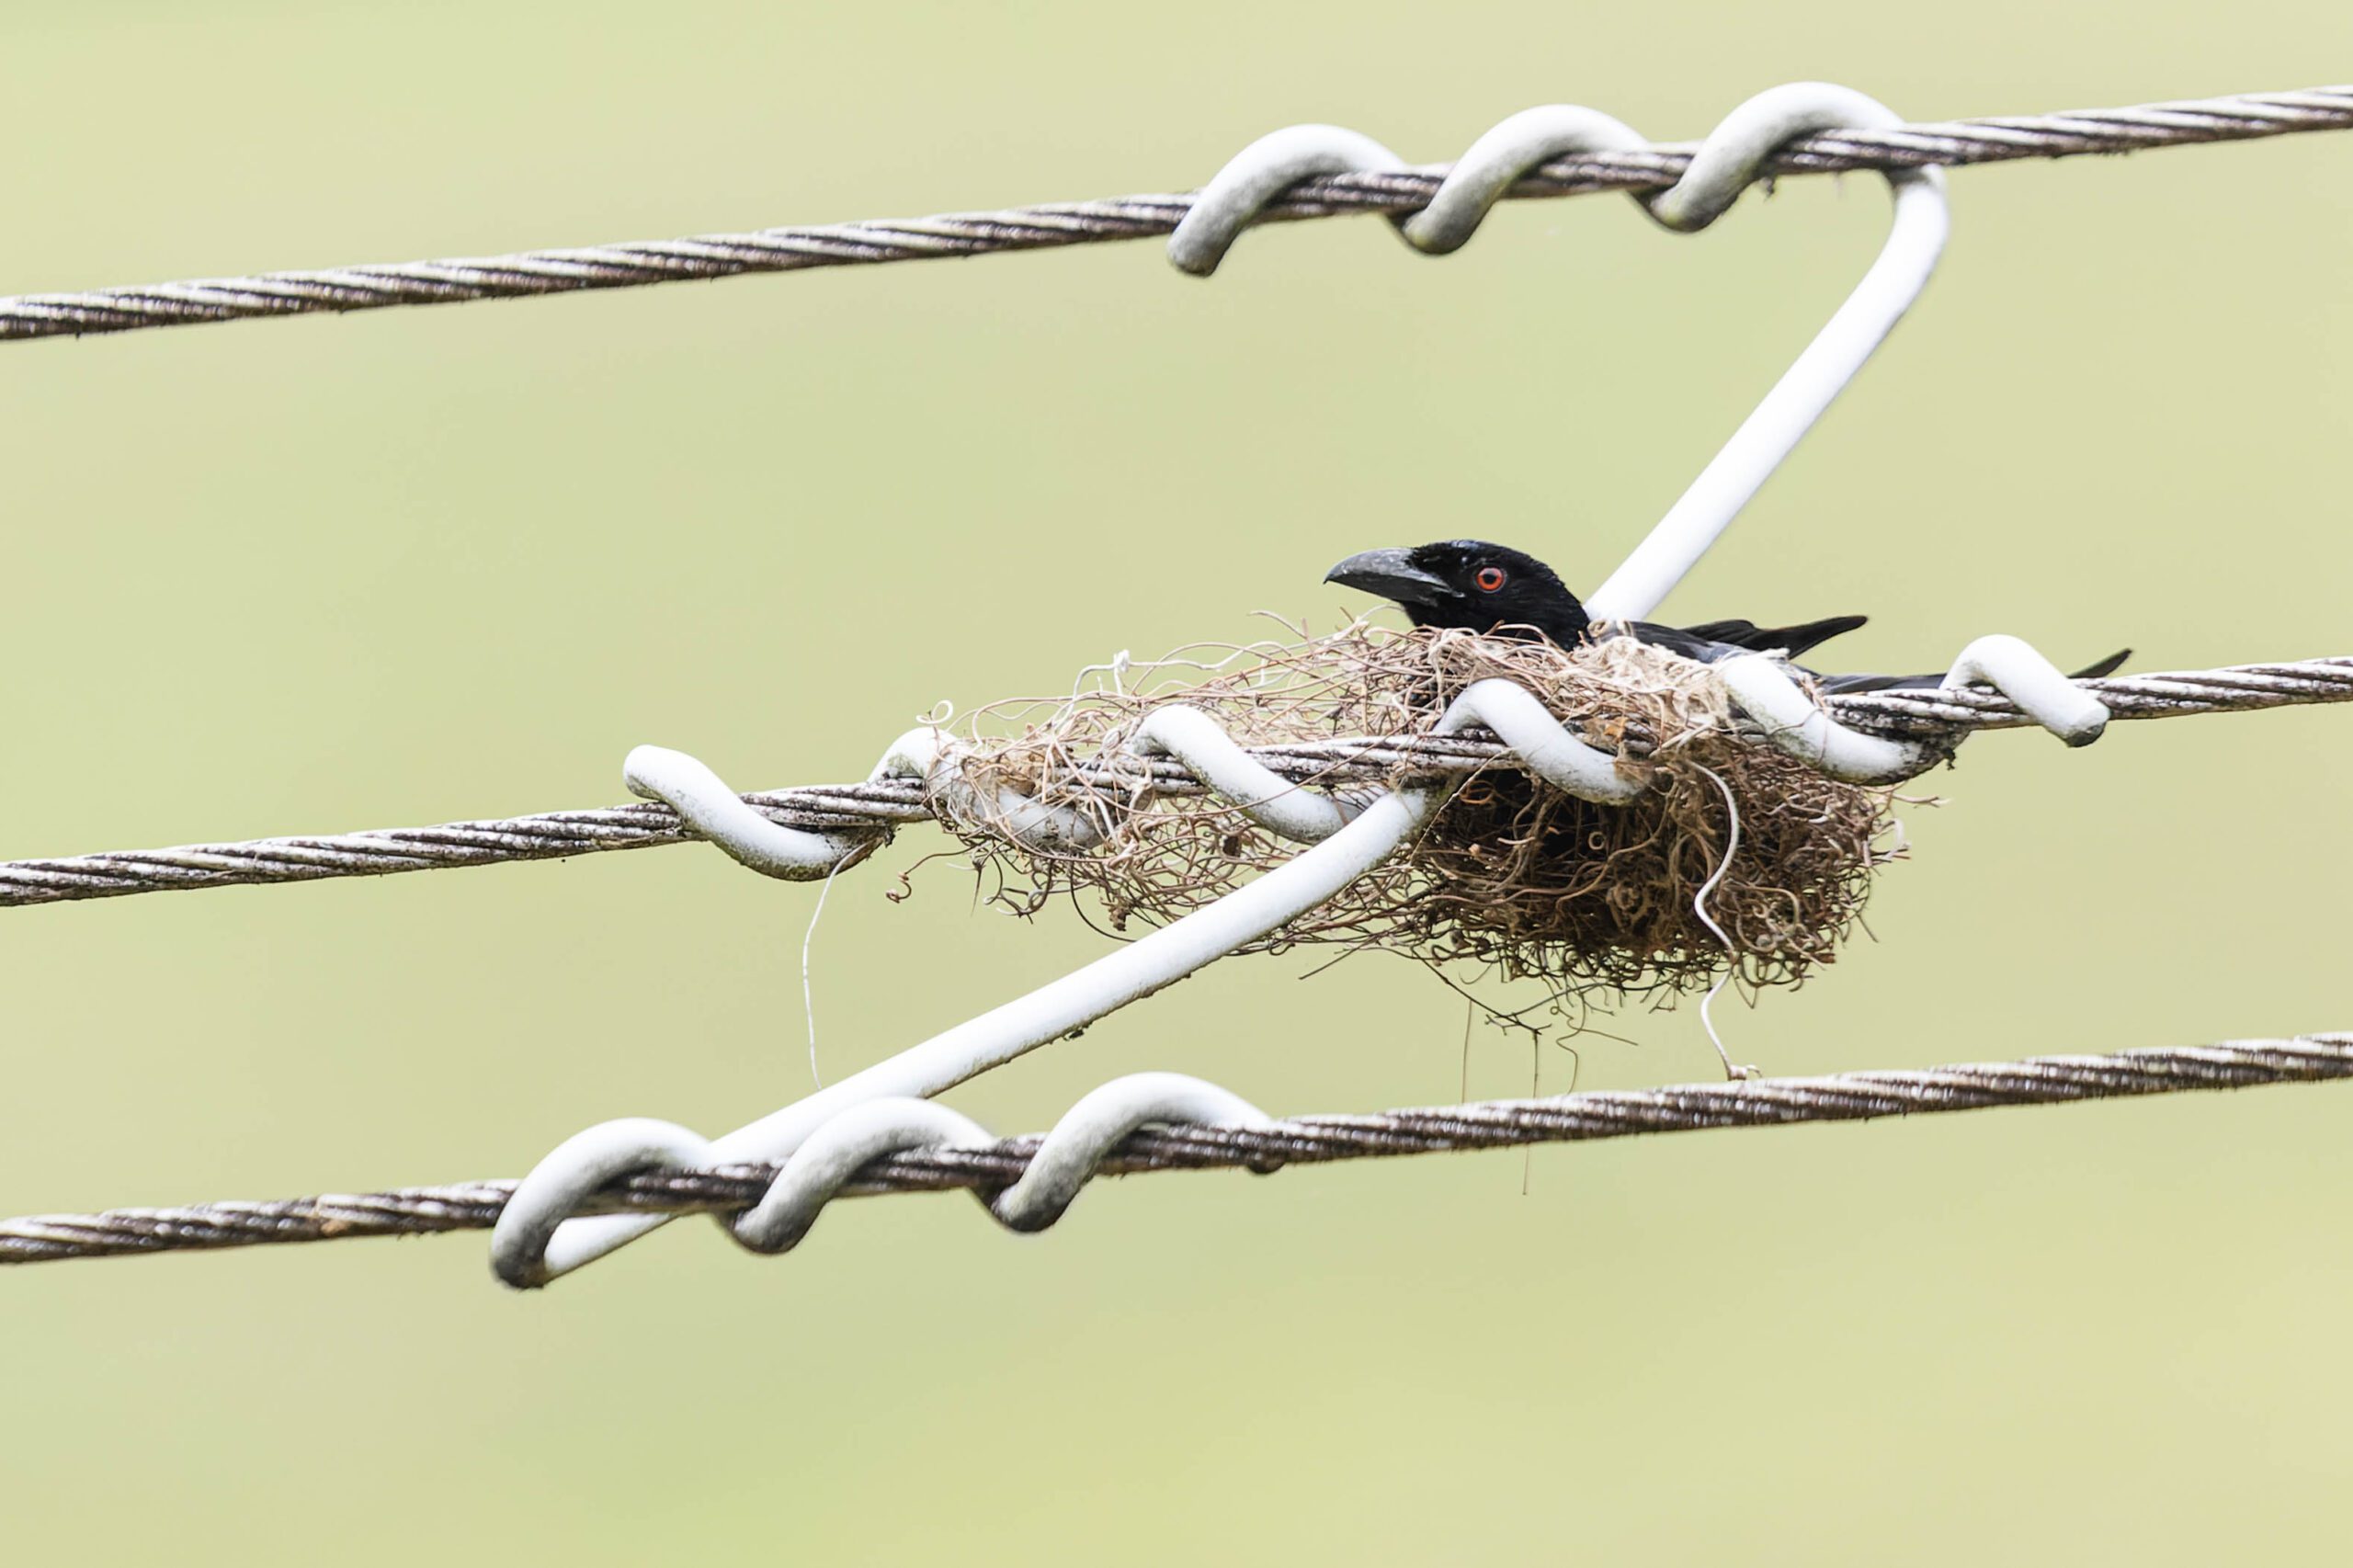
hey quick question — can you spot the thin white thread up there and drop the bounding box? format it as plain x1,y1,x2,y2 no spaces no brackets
1689,765,1755,1082
799,855,850,1090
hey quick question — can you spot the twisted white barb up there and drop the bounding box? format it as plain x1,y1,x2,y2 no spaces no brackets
1720,635,2109,782
1127,706,1358,844
493,1071,1272,1286
620,745,862,878
1398,106,1650,254
1168,124,1411,275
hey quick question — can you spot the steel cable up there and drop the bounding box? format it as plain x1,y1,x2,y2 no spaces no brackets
6,1035,2345,1267
1,86,2344,343
5,656,2345,909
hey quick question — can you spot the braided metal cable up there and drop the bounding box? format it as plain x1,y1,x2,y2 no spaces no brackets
4,86,2346,343
6,1034,2346,1267
5,656,2345,909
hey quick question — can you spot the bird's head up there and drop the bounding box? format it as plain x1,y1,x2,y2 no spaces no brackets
1324,540,1590,644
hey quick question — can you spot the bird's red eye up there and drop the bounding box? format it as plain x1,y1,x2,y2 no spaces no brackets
1475,566,1506,593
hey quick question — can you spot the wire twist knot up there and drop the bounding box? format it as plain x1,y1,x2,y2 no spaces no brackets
490,1072,1272,1288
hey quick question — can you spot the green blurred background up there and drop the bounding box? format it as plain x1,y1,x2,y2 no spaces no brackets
6,3,2350,1561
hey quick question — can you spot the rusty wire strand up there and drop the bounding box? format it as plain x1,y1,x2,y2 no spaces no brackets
3,86,2347,343
4,657,2345,909
6,1035,2346,1266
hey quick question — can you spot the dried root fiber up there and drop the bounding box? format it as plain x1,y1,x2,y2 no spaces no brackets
921,623,1911,1002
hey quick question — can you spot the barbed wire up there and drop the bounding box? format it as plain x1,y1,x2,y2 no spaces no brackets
3,86,2346,344
5,657,2345,910
6,1034,2344,1267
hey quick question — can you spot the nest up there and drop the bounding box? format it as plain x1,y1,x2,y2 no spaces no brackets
919,623,1912,1002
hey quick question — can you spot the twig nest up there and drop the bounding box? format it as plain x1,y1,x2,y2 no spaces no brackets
926,625,1909,1000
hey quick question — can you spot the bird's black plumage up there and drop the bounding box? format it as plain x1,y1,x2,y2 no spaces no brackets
1324,540,2127,693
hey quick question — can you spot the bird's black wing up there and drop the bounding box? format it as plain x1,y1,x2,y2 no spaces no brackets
1673,614,1870,659
1621,618,1868,665
1623,620,1752,664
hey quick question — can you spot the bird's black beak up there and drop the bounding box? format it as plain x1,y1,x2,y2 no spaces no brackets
1324,548,1452,608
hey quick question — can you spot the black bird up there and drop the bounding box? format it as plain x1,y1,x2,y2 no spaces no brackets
1324,540,2127,693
